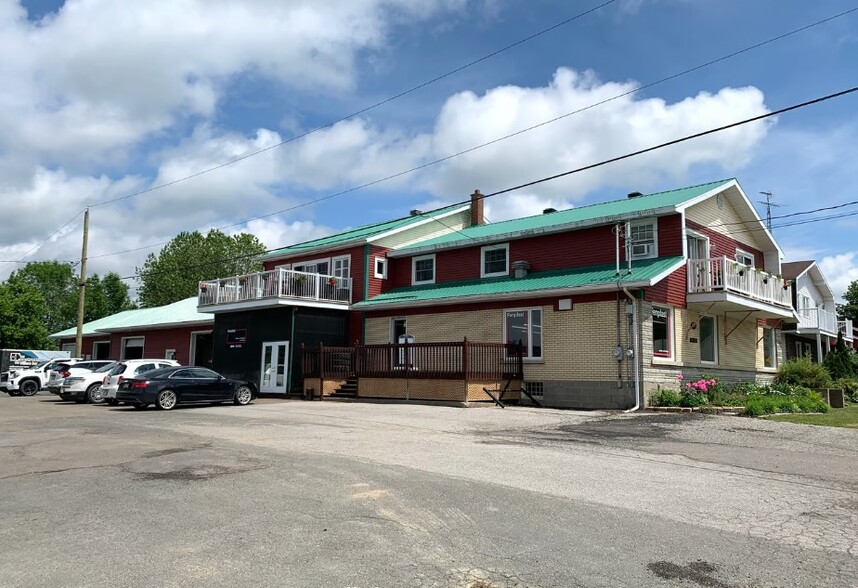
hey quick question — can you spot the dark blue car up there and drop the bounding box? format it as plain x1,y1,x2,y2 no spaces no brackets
115,366,255,410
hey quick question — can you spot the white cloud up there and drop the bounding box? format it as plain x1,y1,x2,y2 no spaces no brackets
819,253,858,302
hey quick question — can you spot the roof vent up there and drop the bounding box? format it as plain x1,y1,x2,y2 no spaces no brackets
543,207,557,214
410,209,423,216
627,191,643,199
511,260,530,279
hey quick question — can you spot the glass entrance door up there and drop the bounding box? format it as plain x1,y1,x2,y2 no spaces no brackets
260,341,289,394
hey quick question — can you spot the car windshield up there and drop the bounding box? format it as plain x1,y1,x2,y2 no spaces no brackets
95,363,118,373
108,364,127,376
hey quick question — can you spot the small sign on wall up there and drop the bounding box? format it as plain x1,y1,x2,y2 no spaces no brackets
227,328,248,348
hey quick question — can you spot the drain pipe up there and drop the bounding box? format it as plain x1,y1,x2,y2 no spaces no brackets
622,287,641,412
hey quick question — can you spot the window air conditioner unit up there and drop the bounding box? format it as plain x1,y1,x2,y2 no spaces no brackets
631,243,652,257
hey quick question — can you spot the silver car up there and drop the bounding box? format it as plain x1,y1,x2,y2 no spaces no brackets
47,360,115,395
101,360,180,405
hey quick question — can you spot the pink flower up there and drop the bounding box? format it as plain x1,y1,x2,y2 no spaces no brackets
676,374,684,381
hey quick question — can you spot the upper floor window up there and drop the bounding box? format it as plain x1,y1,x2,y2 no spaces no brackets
629,219,657,259
293,258,329,275
735,249,754,267
332,255,350,280
481,243,509,278
374,257,388,279
412,255,435,285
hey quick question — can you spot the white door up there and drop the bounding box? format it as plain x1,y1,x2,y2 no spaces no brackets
260,341,289,394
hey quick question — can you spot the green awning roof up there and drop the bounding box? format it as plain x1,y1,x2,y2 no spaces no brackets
50,297,212,338
354,256,683,309
394,179,733,252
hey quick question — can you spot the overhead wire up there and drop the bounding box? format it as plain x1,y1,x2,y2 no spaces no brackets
111,84,858,282
0,211,85,270
87,6,858,262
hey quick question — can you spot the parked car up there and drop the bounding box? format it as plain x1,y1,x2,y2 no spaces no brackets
57,362,118,403
47,360,115,395
101,360,180,405
115,366,255,410
1,357,82,396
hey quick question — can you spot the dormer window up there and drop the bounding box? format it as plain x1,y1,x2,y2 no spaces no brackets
481,243,509,278
628,219,657,260
412,255,435,285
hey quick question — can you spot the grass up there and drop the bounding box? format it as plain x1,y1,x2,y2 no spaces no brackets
765,403,858,428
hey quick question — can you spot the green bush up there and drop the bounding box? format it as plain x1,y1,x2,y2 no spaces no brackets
823,331,854,380
680,393,707,407
773,357,833,389
744,391,829,416
835,378,858,403
650,388,682,407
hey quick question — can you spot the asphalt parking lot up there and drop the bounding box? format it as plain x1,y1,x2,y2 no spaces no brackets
1,393,856,587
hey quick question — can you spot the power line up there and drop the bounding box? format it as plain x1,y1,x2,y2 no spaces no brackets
86,6,858,262
112,84,858,282
86,0,619,209
0,211,85,270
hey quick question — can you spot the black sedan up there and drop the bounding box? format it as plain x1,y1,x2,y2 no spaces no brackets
115,366,255,410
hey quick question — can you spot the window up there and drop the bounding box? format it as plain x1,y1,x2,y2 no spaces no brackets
374,257,388,279
133,363,156,375
504,308,542,360
189,368,219,378
121,337,144,360
293,258,329,275
629,219,657,259
699,316,717,363
652,306,672,359
763,327,776,368
170,369,194,379
735,249,754,267
93,341,110,360
61,343,76,353
412,255,435,285
481,243,509,278
165,349,177,361
332,255,350,279
796,341,812,359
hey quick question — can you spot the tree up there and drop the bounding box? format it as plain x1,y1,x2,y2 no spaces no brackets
136,229,266,307
823,331,854,381
837,280,858,324
84,273,135,322
0,280,53,349
7,261,77,335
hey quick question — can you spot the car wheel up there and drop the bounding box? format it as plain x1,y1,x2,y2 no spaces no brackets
234,385,253,406
20,380,39,396
156,390,177,410
86,384,105,404
105,398,118,406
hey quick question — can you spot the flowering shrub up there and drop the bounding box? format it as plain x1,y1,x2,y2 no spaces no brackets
685,378,718,393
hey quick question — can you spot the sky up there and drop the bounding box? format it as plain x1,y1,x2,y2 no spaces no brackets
1,0,857,299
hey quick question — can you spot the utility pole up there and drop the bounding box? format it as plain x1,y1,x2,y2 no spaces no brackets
758,191,781,232
75,208,90,358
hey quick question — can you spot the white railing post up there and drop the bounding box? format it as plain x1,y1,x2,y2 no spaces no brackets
315,274,321,300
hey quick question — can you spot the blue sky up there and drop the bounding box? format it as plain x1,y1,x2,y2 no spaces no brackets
2,0,857,295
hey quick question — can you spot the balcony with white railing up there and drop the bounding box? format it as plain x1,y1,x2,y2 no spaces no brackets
198,268,352,311
838,319,854,341
686,257,793,313
794,306,838,335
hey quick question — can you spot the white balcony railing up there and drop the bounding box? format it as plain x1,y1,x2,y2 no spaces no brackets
838,319,854,340
796,306,838,334
198,268,352,308
686,257,792,308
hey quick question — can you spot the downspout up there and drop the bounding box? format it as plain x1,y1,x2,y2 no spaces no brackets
622,287,641,412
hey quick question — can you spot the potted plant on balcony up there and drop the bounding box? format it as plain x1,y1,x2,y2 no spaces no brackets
328,276,338,287
732,262,745,277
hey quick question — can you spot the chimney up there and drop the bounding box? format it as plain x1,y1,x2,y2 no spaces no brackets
410,209,423,216
512,260,530,279
543,207,557,214
627,191,643,199
470,189,485,226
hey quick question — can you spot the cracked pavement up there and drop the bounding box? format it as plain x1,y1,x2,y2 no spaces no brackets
0,394,856,587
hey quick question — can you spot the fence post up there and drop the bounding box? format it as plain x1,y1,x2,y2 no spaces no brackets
462,337,469,403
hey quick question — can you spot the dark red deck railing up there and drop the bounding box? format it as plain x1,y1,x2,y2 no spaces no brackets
301,339,523,381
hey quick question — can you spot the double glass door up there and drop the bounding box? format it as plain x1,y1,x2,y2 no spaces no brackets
260,341,289,394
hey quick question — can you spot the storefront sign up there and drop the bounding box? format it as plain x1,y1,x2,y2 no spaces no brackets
227,328,248,348
652,308,668,320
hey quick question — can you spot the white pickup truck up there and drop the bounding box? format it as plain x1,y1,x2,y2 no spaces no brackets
1,355,79,396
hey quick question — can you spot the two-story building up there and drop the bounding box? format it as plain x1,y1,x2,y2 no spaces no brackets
199,178,798,408
780,260,852,362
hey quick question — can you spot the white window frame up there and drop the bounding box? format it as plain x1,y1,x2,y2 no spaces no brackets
762,327,776,369
628,218,658,260
480,243,509,278
374,256,388,279
332,255,351,280
120,336,145,360
735,249,755,268
412,254,436,285
699,316,718,365
165,349,177,361
61,342,76,353
92,340,110,360
292,257,331,275
275,263,291,270
685,229,710,260
503,307,543,361
188,330,213,367
652,305,674,361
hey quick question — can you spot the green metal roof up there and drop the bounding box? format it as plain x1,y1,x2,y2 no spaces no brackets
260,203,469,260
354,256,683,309
396,179,734,252
49,297,212,338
